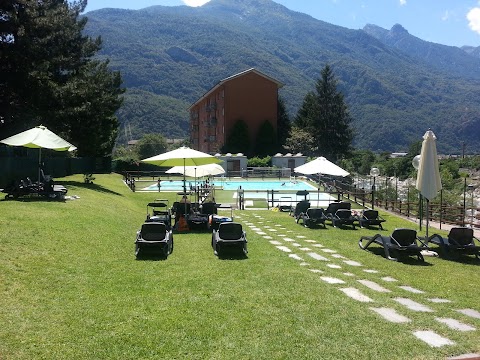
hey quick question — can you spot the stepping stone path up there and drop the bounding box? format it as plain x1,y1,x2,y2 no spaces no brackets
240,212,480,351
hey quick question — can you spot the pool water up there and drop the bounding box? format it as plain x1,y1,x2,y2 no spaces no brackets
218,180,316,191
141,179,316,192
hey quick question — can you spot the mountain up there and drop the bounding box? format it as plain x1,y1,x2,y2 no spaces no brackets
363,23,480,80
83,0,480,154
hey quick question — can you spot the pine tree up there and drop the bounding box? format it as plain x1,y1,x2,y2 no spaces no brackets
0,0,124,156
276,96,291,153
313,64,353,161
222,119,250,155
291,64,353,162
254,120,276,157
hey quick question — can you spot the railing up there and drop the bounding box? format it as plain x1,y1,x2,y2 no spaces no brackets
335,179,477,229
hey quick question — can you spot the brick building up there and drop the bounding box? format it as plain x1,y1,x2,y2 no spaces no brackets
189,68,283,154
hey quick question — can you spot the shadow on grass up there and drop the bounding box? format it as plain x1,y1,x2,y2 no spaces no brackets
430,249,480,266
60,181,123,196
1,193,66,203
216,251,248,260
362,247,433,266
134,253,170,261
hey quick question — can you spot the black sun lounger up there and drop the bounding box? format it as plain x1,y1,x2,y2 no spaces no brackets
297,208,327,228
359,228,428,261
212,222,247,256
359,209,386,230
427,227,480,259
135,222,173,259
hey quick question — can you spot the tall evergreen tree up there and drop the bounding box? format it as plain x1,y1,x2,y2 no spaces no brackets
276,96,291,153
0,0,124,156
291,64,354,162
222,119,250,155
254,120,276,157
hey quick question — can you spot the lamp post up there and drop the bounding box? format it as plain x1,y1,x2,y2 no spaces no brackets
412,155,421,230
370,167,380,209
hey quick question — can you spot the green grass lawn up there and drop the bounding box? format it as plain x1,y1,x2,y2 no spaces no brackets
0,173,478,359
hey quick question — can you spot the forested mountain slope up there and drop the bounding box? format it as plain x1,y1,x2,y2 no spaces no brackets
84,0,480,153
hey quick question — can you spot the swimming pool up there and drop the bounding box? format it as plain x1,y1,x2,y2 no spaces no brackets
219,180,317,191
140,179,317,192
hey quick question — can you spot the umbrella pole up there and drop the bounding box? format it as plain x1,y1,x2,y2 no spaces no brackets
426,199,429,238
38,148,42,183
183,158,187,217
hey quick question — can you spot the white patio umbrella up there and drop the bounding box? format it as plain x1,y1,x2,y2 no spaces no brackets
294,157,350,177
166,163,225,203
142,147,221,213
166,163,225,178
294,157,349,205
0,125,77,182
416,129,442,237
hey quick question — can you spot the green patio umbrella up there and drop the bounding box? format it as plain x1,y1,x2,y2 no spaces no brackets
0,125,77,182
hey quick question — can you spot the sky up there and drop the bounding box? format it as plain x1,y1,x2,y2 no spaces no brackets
83,0,480,48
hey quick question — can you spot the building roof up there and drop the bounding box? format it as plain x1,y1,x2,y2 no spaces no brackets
189,68,284,110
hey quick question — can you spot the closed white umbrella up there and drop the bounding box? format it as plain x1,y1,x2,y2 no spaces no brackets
294,157,349,177
0,125,77,182
416,129,442,237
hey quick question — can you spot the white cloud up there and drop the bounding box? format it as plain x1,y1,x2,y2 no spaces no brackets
182,0,210,6
399,0,406,6
467,7,480,34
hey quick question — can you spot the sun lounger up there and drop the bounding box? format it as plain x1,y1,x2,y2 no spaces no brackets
359,209,386,230
359,228,428,261
426,227,480,259
298,207,327,228
135,222,174,259
211,222,247,256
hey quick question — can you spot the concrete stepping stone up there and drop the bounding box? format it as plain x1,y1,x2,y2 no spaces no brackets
269,240,282,245
283,237,295,242
305,240,317,243
331,254,346,259
309,269,324,273
340,287,374,302
321,248,336,253
300,262,310,266
381,276,397,282
343,272,355,277
299,247,312,251
344,260,362,266
358,280,391,293
435,318,476,331
263,236,273,239
256,231,267,235
313,244,324,248
307,252,329,261
370,307,411,323
364,269,380,274
296,235,306,238
267,228,277,232
398,285,424,294
413,330,455,347
276,246,292,253
292,243,302,247
327,264,342,269
289,254,303,261
457,309,480,319
394,298,433,312
428,298,451,303
321,276,346,284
